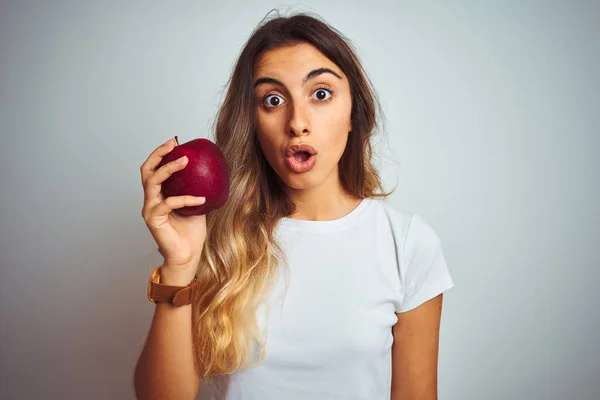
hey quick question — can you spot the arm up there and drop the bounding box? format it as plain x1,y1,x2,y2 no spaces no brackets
390,293,444,400
133,266,201,400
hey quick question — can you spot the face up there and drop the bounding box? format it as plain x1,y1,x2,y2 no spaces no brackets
253,42,353,192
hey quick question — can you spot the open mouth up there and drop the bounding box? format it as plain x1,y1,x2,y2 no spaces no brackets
286,151,316,173
293,151,311,162
284,143,317,173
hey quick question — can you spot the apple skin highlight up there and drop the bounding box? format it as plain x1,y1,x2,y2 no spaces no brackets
158,136,230,216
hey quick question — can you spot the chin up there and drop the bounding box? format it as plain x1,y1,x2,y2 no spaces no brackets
272,167,317,191
280,175,316,191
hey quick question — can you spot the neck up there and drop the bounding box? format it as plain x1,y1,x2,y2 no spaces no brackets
283,167,362,221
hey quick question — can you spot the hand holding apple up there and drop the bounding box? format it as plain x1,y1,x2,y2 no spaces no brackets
158,136,230,216
139,136,230,274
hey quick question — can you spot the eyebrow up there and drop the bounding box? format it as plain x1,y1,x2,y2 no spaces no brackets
253,67,343,89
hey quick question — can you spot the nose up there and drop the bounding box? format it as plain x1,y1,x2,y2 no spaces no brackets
287,100,311,137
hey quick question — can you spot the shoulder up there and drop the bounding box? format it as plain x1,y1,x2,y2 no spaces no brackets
365,197,413,227
367,198,442,254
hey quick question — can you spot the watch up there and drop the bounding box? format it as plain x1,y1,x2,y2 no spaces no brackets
147,266,198,307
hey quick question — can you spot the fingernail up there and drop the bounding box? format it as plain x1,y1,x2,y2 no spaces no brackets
176,156,187,163
165,138,173,145
195,197,205,202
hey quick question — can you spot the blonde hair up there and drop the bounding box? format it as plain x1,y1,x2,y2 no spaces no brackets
191,12,395,379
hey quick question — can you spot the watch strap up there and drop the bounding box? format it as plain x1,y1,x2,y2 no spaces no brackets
172,284,198,307
148,267,199,306
148,282,185,305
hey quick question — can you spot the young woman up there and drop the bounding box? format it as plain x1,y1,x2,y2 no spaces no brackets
135,12,454,400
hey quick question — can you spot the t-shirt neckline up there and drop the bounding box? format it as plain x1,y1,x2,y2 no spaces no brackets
276,197,372,233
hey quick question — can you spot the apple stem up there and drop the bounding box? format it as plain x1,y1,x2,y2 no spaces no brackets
174,136,179,145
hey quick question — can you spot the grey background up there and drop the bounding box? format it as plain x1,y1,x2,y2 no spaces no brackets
1,1,599,399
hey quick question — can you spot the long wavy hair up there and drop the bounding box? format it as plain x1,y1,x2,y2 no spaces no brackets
191,12,395,379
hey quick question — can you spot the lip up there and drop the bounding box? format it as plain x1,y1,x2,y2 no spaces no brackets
286,153,316,173
285,143,318,158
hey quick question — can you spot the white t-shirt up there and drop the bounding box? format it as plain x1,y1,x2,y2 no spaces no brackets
198,197,454,400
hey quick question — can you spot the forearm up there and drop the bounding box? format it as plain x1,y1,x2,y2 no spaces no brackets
134,267,200,399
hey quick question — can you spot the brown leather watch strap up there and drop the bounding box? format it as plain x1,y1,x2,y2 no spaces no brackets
147,267,199,306
149,282,188,305
172,282,199,307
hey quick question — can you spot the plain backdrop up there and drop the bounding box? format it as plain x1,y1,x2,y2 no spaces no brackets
1,1,599,399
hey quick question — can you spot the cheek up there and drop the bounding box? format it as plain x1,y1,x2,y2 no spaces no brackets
320,109,351,155
256,125,282,164
317,132,349,170
256,112,281,140
320,96,352,132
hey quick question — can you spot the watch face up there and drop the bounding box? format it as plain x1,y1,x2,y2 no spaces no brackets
147,267,161,303
147,280,155,303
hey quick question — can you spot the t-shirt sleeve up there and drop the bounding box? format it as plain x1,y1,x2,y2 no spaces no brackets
395,214,455,313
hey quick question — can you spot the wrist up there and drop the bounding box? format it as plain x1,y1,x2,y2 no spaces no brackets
159,264,198,286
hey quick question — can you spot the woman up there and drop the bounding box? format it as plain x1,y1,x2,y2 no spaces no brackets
134,12,454,400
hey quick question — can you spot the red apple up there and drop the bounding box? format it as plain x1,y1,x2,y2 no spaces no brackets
158,136,230,216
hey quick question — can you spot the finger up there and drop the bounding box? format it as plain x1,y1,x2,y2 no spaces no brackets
152,195,206,219
140,138,176,186
144,155,189,206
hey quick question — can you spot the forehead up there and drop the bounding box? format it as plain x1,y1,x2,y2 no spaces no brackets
254,42,344,80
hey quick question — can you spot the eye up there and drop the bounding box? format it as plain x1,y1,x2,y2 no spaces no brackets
311,88,332,101
263,94,285,108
